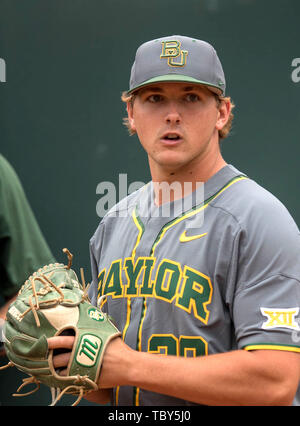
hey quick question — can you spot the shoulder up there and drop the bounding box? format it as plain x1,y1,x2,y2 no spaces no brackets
0,155,31,217
211,175,299,235
0,153,12,172
211,174,300,281
0,154,21,189
210,170,300,287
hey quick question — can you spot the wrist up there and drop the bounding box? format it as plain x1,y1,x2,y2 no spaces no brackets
97,338,137,389
112,340,138,387
123,347,140,387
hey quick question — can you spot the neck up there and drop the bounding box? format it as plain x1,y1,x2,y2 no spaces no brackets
149,153,227,206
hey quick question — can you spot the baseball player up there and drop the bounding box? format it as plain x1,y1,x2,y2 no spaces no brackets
50,35,300,405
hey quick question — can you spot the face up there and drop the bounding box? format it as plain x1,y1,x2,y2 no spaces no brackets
127,82,230,177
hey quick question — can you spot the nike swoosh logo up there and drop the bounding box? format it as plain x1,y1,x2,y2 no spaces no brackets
179,231,207,243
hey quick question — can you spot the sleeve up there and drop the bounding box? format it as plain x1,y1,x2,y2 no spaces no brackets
231,188,300,353
0,155,55,298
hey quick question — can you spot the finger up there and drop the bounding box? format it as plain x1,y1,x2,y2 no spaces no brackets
57,369,67,377
52,352,71,368
48,336,74,350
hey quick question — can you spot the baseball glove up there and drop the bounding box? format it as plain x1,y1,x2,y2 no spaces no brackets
0,248,121,406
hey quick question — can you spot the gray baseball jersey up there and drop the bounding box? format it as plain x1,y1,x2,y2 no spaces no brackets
89,164,300,406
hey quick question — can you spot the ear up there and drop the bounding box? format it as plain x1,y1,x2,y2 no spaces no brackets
126,102,136,133
215,98,231,131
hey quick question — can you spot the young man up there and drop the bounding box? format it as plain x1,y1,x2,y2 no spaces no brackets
50,35,300,405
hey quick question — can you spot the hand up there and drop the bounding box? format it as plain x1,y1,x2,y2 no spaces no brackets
48,335,133,389
48,335,112,404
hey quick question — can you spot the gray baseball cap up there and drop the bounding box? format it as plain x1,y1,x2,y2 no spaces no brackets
128,35,226,95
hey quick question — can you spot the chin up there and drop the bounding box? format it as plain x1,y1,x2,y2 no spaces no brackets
154,159,191,174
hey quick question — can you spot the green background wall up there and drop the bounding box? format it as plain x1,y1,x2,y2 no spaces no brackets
0,0,299,405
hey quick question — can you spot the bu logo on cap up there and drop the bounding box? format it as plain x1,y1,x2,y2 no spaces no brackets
160,40,188,67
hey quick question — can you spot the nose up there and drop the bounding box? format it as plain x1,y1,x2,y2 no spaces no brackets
165,101,181,125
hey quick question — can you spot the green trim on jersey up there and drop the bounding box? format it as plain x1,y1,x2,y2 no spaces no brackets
132,205,145,259
134,298,148,405
244,343,300,352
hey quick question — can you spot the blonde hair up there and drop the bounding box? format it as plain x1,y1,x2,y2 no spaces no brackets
121,90,235,140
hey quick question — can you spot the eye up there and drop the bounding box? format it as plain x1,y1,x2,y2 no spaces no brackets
185,93,200,102
147,94,163,103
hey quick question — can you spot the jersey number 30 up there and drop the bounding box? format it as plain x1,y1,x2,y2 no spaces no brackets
148,334,207,357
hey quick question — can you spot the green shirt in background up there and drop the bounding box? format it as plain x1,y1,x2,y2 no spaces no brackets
0,154,55,299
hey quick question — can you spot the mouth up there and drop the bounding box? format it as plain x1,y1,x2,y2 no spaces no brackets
160,132,183,145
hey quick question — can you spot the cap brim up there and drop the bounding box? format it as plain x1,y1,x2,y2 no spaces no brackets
128,74,224,95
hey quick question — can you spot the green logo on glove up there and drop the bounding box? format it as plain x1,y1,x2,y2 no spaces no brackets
76,334,102,366
88,308,104,322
